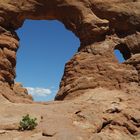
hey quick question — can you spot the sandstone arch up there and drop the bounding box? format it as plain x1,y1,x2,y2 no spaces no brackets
114,44,131,60
0,0,140,101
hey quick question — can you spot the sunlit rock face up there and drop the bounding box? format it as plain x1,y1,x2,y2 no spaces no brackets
0,0,140,100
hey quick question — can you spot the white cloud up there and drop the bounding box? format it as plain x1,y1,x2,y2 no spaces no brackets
26,87,52,97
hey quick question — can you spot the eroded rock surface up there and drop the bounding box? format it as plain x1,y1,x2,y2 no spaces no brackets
0,88,140,140
0,0,140,139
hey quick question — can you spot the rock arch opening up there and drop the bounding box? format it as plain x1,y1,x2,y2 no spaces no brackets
15,20,80,101
0,0,139,103
114,44,131,63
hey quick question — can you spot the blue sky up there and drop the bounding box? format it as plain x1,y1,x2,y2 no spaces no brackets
16,20,80,101
16,20,124,101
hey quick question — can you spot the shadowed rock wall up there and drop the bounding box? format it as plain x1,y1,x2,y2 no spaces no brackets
0,0,140,101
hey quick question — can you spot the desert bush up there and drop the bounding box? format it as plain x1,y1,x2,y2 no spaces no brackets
19,114,38,131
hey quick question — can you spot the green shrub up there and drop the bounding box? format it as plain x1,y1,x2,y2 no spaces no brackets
19,114,38,131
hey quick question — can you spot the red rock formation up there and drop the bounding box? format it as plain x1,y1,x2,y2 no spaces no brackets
0,0,139,101
0,0,140,139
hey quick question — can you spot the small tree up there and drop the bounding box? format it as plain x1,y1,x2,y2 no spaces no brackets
19,114,38,131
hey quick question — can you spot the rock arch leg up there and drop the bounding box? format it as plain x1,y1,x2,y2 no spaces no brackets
0,27,18,85
0,26,32,103
56,37,140,100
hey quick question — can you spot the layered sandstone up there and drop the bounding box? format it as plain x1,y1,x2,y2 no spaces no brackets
0,0,140,139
